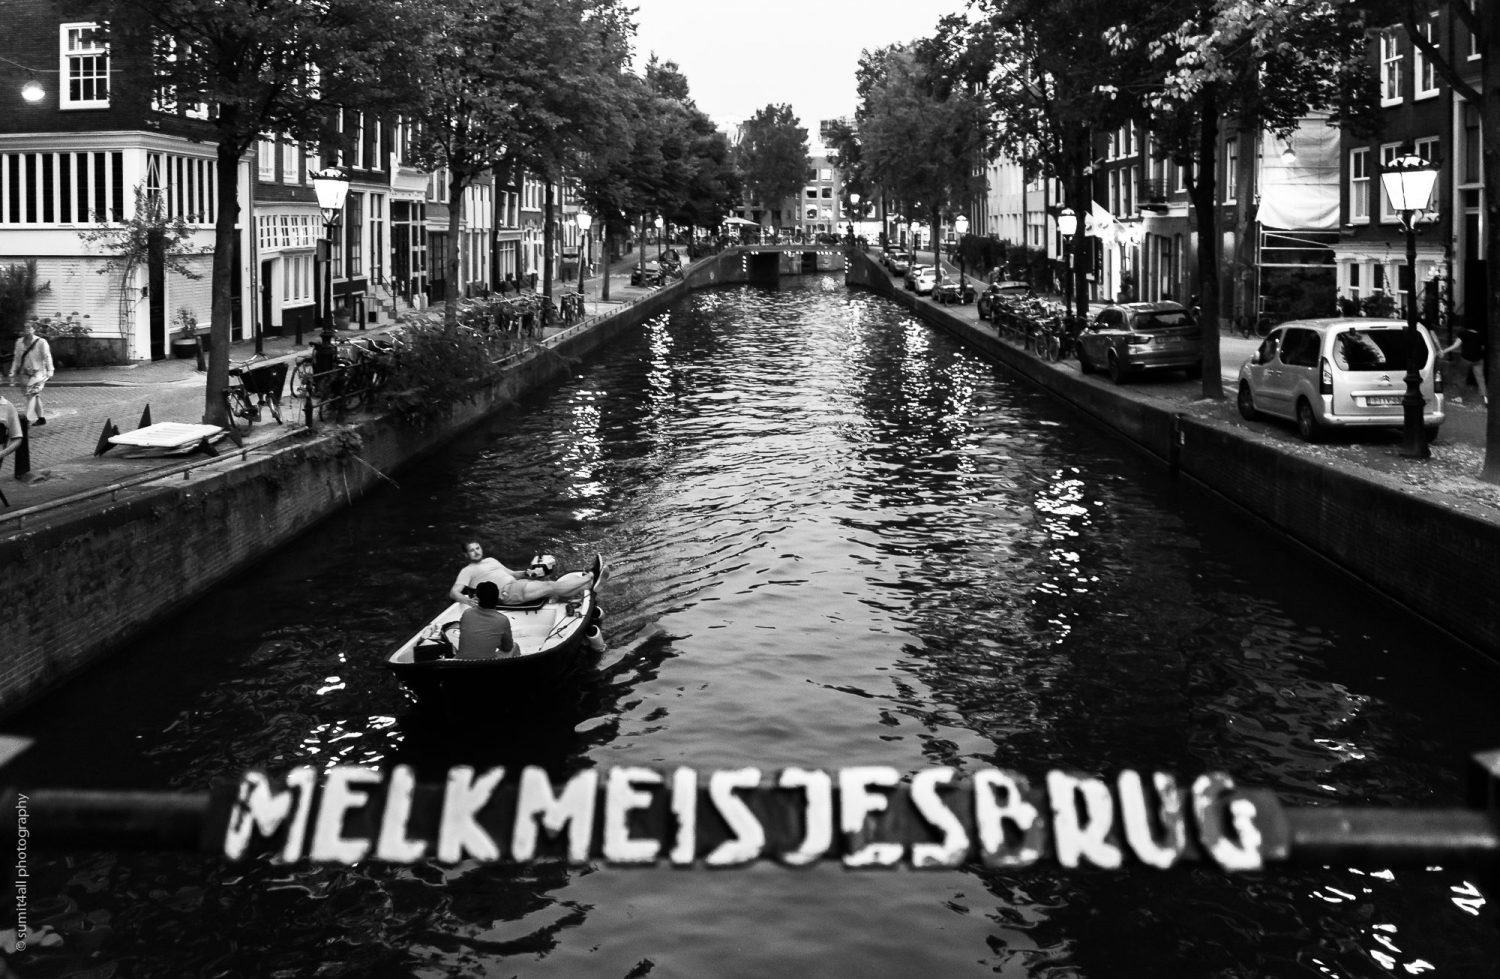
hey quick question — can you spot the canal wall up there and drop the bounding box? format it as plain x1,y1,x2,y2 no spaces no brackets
846,251,1500,660
0,284,688,719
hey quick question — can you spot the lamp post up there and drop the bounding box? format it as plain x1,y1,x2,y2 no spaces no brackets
575,211,592,300
310,166,350,367
1380,152,1440,459
654,215,664,265
954,215,969,278
1057,207,1078,321
847,192,860,243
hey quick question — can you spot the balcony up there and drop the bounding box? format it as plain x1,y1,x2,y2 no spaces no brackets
1138,178,1170,214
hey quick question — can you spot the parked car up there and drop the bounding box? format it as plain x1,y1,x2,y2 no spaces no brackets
904,265,939,294
886,252,915,275
1236,317,1445,443
976,280,1032,320
1077,301,1202,384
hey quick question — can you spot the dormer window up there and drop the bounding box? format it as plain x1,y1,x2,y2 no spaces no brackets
60,23,109,109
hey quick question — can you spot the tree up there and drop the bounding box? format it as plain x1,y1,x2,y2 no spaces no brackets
403,0,632,318
1124,0,1380,398
736,104,811,228
106,0,412,424
858,44,987,278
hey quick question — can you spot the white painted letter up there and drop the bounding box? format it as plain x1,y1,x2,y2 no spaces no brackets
1117,770,1187,869
973,768,1043,867
309,766,381,864
224,772,294,861
776,768,832,866
668,767,697,866
839,766,903,867
437,765,504,862
1193,773,1264,871
604,767,662,864
910,767,969,868
512,766,599,863
705,768,764,866
1048,771,1123,869
375,765,427,863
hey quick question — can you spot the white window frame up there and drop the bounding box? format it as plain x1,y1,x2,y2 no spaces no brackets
282,142,298,185
59,22,110,110
1380,32,1402,106
1469,0,1481,60
257,136,276,181
1350,148,1370,223
1413,15,1438,99
1224,140,1237,204
1379,142,1403,223
1346,262,1362,305
354,113,366,170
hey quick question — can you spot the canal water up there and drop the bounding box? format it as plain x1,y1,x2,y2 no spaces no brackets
8,282,1499,977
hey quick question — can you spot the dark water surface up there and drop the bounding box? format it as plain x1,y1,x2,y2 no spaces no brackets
8,282,1499,977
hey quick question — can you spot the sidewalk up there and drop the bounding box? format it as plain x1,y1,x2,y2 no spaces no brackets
0,259,680,522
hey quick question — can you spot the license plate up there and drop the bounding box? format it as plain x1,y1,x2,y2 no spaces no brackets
1366,396,1402,406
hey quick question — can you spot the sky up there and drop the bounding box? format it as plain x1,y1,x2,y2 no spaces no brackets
627,0,960,144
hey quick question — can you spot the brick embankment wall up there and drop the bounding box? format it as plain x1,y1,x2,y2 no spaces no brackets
846,251,1500,659
0,286,685,719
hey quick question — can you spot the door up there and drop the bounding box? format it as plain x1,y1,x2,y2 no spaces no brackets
148,228,166,360
260,260,275,337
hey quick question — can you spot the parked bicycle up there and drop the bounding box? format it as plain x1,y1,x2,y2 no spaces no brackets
222,353,289,434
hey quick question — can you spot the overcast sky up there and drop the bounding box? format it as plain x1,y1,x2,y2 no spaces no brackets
628,0,958,142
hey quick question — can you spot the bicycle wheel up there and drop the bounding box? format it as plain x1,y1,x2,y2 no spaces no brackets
221,387,250,435
289,358,315,399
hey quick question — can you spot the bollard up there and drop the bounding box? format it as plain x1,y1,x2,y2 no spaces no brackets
13,416,30,477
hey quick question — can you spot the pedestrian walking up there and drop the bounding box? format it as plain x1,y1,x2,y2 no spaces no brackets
1441,325,1488,406
9,321,54,425
0,394,23,463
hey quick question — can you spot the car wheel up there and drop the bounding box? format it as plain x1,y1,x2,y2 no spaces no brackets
1237,382,1258,420
1296,399,1322,442
1108,352,1129,385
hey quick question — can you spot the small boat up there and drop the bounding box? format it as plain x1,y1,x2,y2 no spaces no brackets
386,556,605,707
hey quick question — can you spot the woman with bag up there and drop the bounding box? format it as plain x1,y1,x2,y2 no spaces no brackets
8,321,54,426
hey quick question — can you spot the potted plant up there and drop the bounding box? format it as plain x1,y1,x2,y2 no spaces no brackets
171,307,200,358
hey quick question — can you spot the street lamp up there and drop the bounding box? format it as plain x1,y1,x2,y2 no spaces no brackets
1057,207,1078,321
954,215,969,277
575,210,592,299
1380,152,1440,459
847,192,860,242
310,166,350,363
654,215,664,265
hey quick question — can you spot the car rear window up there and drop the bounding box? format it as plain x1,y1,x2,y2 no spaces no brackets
1333,329,1410,371
1137,310,1195,330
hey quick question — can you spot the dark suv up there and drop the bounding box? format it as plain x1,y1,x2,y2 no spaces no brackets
1077,301,1202,384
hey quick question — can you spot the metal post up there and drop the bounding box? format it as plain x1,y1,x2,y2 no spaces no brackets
1399,213,1429,458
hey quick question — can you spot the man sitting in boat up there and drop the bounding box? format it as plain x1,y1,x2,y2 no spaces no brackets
450,540,521,606
456,581,518,659
490,554,603,606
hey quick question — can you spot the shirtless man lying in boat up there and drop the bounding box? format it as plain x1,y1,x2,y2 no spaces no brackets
450,542,601,607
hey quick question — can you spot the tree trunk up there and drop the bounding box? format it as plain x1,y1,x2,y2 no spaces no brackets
1191,88,1225,400
202,131,241,426
600,219,610,301
444,171,467,332
1231,81,1260,338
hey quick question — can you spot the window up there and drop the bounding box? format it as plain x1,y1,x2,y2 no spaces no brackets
1346,263,1362,305
353,113,366,170
805,188,817,199
282,142,299,184
821,187,832,199
1224,140,1237,203
60,23,109,109
258,136,276,181
1414,16,1438,98
1281,329,1320,368
344,191,363,277
1380,31,1402,104
1379,142,1402,222
1469,0,1481,59
1350,148,1370,222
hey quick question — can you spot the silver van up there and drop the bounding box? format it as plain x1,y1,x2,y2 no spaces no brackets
1236,317,1444,442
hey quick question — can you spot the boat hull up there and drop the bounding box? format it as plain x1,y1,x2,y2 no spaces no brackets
386,559,604,708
